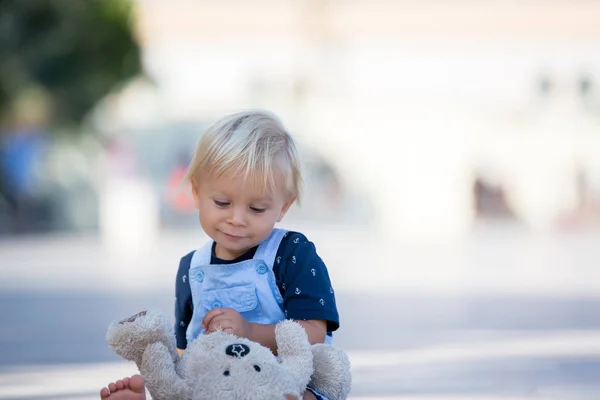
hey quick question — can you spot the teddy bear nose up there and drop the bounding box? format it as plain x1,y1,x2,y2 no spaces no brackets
225,343,251,358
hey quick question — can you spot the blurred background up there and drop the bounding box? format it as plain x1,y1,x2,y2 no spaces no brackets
1,0,600,399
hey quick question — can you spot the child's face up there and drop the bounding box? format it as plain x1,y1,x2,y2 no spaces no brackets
192,169,295,260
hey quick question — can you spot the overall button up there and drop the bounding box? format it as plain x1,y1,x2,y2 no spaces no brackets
211,301,222,309
256,263,268,275
197,270,205,282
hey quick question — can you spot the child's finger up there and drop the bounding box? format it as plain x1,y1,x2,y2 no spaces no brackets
201,308,225,329
207,317,233,333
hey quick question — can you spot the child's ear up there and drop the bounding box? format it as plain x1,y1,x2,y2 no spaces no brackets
277,195,296,222
191,182,200,207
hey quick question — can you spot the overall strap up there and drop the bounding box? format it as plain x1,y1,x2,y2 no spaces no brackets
190,240,213,267
253,228,288,270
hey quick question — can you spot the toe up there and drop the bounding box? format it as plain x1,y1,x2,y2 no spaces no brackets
129,375,146,394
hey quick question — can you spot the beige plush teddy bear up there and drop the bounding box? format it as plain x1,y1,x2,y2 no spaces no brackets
106,310,351,400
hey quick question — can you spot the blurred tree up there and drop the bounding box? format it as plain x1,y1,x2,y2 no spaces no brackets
0,0,141,128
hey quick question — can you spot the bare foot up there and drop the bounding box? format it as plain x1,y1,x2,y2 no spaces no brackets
100,375,146,400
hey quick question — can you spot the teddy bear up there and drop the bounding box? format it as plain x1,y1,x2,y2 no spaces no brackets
106,310,351,400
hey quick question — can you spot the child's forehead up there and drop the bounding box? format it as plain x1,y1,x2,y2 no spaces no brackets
204,168,288,195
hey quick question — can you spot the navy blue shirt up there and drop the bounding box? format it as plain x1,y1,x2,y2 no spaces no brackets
175,231,339,349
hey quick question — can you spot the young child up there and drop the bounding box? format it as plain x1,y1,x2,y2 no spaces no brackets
100,110,340,400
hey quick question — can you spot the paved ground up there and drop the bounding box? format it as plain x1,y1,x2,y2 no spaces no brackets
1,224,599,399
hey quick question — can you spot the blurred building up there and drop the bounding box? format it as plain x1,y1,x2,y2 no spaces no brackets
100,0,600,240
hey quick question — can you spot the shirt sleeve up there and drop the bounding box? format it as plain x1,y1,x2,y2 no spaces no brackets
277,232,340,332
174,251,194,349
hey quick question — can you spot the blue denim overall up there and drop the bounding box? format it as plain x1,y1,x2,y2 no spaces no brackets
186,228,288,343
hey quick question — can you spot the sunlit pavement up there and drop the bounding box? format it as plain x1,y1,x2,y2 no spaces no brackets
1,223,600,399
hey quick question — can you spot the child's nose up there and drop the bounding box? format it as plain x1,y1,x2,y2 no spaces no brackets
228,206,246,226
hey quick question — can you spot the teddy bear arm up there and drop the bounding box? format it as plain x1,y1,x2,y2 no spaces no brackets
309,344,352,400
106,310,179,370
141,342,191,400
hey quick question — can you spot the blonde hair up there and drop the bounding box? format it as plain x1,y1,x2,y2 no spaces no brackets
185,110,302,203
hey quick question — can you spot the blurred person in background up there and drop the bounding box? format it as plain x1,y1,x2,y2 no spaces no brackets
165,149,197,215
0,90,52,234
101,110,340,400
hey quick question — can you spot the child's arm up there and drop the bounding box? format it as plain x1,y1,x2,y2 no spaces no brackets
247,319,327,354
293,319,327,343
202,307,326,354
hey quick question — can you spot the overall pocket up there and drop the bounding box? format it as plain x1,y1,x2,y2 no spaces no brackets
201,284,262,319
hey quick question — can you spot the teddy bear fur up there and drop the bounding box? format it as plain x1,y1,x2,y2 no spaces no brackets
106,310,351,400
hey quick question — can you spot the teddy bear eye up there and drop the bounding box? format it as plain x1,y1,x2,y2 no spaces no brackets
223,370,230,376
253,365,261,372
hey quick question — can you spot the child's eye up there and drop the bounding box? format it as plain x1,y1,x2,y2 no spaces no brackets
214,200,230,208
250,206,266,214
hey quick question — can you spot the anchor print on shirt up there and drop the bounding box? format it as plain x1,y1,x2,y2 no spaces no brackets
295,288,301,295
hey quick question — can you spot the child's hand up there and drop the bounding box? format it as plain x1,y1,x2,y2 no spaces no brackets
202,308,252,338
